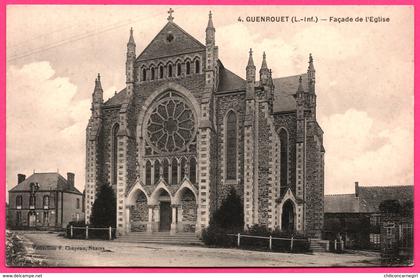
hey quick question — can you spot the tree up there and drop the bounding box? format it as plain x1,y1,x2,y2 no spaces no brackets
210,187,244,230
379,199,402,214
90,183,116,228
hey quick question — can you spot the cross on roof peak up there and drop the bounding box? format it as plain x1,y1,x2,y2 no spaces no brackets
167,8,174,22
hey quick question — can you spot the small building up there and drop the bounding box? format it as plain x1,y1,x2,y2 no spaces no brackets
324,182,413,250
8,172,84,230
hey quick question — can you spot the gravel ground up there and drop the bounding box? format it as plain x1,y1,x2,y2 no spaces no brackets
11,231,381,267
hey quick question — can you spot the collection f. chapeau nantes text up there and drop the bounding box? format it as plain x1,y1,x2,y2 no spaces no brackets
240,15,391,23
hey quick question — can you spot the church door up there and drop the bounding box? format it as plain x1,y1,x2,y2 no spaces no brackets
281,200,295,233
159,202,172,231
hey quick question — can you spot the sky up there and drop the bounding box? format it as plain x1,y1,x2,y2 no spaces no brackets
6,5,414,195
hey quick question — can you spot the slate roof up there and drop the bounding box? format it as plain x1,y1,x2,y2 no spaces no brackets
324,194,359,213
358,185,413,213
273,73,308,112
324,185,413,214
217,66,246,92
136,22,206,62
104,88,127,106
9,173,83,194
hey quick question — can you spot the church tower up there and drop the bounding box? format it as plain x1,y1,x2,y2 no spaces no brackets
85,74,103,223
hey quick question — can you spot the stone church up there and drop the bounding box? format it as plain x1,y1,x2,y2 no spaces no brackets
85,10,325,238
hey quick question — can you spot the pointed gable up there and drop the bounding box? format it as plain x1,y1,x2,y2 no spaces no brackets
136,22,206,62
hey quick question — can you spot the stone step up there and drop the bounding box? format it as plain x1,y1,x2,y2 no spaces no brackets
115,232,203,246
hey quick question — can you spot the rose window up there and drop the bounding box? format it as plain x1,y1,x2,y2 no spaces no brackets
146,92,196,153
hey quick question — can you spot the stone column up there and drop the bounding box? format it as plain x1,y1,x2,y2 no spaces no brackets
147,205,154,233
170,204,178,235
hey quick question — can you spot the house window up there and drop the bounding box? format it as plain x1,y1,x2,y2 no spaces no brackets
16,211,22,225
171,158,178,185
226,111,237,180
159,66,164,79
163,159,169,183
186,61,191,75
189,157,196,184
16,195,22,209
29,195,36,209
369,233,380,248
279,129,288,188
154,160,161,183
111,124,119,185
177,63,181,76
168,64,173,77
43,195,49,209
43,211,49,225
370,214,380,226
76,198,80,209
142,68,147,81
399,223,413,248
145,160,152,185
195,60,200,73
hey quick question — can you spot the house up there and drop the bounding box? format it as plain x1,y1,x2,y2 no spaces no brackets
324,182,413,250
8,172,84,230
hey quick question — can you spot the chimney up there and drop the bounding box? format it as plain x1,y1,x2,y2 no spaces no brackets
17,174,26,184
355,181,359,197
67,172,75,188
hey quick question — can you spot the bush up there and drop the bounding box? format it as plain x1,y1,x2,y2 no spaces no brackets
66,220,86,239
90,183,116,228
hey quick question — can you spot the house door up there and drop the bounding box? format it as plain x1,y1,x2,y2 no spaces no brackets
281,200,295,232
159,202,172,231
28,212,36,227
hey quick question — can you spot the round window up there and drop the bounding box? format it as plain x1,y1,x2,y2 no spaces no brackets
145,91,196,153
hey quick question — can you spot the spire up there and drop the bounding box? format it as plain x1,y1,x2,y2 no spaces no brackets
307,53,316,93
207,11,215,30
128,27,135,46
94,73,102,91
297,75,304,93
261,51,268,70
247,48,255,68
206,11,216,45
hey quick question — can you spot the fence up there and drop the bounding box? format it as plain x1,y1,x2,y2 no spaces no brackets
227,233,310,252
69,225,116,240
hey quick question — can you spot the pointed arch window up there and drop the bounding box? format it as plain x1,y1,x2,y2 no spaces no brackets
154,160,161,183
111,124,119,185
43,195,49,208
145,160,152,185
151,67,155,80
16,195,22,208
159,66,164,79
186,61,191,75
195,60,200,73
189,157,197,184
171,158,178,185
163,159,169,183
180,157,187,180
142,68,147,81
226,111,237,180
280,129,288,188
29,196,36,208
168,64,173,77
177,63,182,76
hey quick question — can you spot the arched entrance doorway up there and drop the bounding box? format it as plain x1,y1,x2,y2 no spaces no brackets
281,200,295,232
158,190,172,231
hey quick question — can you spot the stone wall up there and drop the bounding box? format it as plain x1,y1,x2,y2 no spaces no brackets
215,92,246,206
100,107,120,187
181,190,197,232
130,192,148,232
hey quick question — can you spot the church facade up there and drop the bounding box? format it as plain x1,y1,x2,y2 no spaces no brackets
85,11,325,238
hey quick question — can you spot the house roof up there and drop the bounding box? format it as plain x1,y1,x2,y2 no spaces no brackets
8,173,82,194
358,185,413,213
136,21,206,62
324,185,413,214
217,66,246,92
104,88,127,106
324,194,359,213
